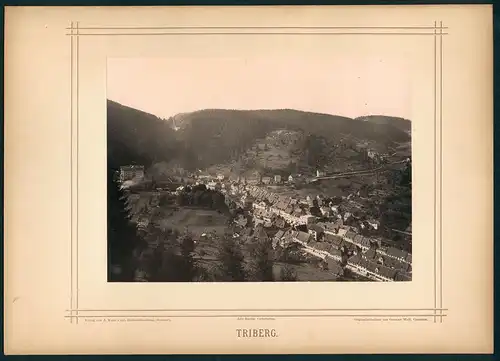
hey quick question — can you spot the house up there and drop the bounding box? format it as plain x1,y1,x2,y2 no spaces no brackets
293,207,304,219
385,247,409,262
325,258,344,277
308,224,325,241
293,231,311,245
386,257,412,273
337,225,350,237
275,217,286,229
394,272,412,281
119,165,145,182
332,218,344,230
306,195,318,207
262,176,272,185
363,249,411,273
317,221,341,235
217,174,225,181
343,242,358,256
300,214,316,226
197,172,212,180
323,233,344,250
316,169,326,177
320,206,332,217
346,254,396,282
330,205,340,213
274,175,282,184
367,219,380,230
367,149,377,159
288,175,294,183
371,263,397,282
240,194,254,210
253,201,267,211
344,230,357,242
272,230,286,249
362,249,378,261
326,247,343,262
273,229,285,240
247,176,259,185
353,234,371,251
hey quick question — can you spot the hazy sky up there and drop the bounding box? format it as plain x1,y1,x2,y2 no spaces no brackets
107,56,411,120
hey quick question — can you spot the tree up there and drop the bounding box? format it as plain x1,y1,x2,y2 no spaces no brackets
107,169,141,282
399,161,412,187
192,184,207,192
248,238,274,282
178,234,197,281
176,192,187,206
139,226,184,282
147,246,184,282
279,264,297,281
214,236,246,281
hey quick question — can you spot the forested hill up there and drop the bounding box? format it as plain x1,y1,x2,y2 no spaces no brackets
107,100,179,172
169,108,411,169
355,115,411,133
107,100,411,172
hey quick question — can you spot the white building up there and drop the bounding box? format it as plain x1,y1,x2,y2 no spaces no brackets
119,165,145,183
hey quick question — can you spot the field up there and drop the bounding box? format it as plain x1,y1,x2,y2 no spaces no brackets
157,208,229,237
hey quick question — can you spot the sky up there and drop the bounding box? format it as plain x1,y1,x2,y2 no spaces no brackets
107,56,411,120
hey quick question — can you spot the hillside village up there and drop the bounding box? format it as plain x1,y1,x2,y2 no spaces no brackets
117,156,412,282
107,101,412,282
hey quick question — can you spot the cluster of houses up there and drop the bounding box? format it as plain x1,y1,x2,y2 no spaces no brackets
194,171,413,282
268,221,412,282
196,169,321,190
120,164,412,282
346,248,412,282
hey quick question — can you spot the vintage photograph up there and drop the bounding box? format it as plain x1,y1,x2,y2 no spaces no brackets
107,57,412,283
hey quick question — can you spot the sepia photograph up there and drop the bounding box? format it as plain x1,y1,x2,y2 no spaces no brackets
4,5,493,355
107,57,413,283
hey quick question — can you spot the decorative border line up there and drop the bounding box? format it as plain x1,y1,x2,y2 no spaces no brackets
433,20,444,324
65,25,449,36
70,21,80,324
64,314,447,319
68,22,444,322
68,25,448,29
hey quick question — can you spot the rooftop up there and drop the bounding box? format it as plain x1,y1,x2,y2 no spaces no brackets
386,247,409,260
295,231,310,243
